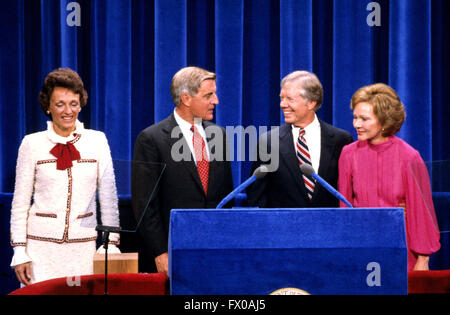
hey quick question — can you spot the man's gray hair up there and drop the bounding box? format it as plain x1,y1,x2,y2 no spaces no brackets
170,66,216,107
281,71,323,111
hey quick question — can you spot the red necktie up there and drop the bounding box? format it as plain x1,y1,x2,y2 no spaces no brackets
50,142,81,170
191,125,209,194
296,129,315,200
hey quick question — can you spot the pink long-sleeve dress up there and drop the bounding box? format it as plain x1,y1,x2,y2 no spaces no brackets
338,136,440,271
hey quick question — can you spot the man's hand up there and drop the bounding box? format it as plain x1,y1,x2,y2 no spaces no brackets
155,252,169,276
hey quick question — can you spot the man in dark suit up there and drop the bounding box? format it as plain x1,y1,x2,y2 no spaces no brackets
132,67,234,275
247,70,353,208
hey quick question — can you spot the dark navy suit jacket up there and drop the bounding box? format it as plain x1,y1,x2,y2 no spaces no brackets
247,120,353,208
132,113,234,259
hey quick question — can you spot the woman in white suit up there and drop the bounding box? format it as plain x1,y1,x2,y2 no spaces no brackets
10,68,120,285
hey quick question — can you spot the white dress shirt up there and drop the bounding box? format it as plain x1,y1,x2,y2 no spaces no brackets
173,110,210,163
291,114,321,174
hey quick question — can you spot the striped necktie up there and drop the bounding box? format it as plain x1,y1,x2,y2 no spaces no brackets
191,125,209,195
296,129,315,200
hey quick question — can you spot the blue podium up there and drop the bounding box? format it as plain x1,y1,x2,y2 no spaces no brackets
169,208,407,295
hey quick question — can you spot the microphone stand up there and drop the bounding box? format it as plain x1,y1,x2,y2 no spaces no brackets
95,225,122,295
216,165,269,209
216,175,257,209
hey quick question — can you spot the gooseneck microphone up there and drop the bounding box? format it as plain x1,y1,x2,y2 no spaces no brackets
216,165,269,209
300,164,353,208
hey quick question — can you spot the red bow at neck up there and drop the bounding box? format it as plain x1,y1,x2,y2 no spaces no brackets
50,142,81,170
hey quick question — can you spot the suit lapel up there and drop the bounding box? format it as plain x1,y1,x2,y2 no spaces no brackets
279,124,309,197
312,120,335,200
162,114,205,194
203,121,229,198
204,122,217,198
317,120,335,178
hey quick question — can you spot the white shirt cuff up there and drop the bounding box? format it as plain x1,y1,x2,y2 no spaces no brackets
10,246,32,267
96,244,121,254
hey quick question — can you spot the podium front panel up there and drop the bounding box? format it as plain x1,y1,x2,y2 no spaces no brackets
169,208,407,295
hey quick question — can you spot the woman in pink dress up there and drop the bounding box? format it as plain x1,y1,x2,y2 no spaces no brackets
338,83,440,271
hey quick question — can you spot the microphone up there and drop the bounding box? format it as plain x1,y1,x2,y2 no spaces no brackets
216,165,269,209
300,164,353,208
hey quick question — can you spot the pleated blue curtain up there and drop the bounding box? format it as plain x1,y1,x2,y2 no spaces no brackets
332,0,376,133
215,0,244,183
432,0,450,161
0,0,449,193
389,0,432,159
280,0,313,78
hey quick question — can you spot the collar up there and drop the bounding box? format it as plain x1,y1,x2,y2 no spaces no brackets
46,120,84,144
366,136,395,152
173,109,205,132
291,114,320,134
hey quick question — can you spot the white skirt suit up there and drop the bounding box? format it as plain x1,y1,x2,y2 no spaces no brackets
10,121,120,284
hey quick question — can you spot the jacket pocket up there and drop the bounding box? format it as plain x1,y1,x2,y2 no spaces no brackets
35,212,57,218
77,212,94,219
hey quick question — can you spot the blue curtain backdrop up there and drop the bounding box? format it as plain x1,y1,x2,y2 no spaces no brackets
1,0,450,290
1,0,449,192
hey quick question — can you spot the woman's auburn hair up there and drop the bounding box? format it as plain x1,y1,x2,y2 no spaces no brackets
351,83,406,137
